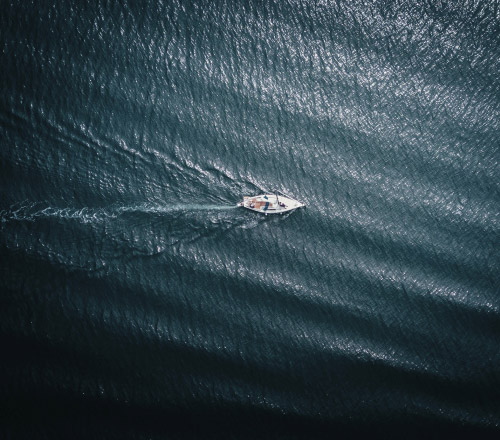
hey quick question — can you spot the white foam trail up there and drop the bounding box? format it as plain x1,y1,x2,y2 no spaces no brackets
0,202,237,223
118,204,236,214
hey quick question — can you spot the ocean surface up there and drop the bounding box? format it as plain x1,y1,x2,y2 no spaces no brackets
1,0,499,438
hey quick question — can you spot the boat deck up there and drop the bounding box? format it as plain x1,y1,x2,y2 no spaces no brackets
238,194,304,214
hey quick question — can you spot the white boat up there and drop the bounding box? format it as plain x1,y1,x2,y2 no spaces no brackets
237,192,305,214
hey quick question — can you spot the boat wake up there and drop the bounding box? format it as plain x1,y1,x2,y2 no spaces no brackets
118,203,237,214
0,201,237,223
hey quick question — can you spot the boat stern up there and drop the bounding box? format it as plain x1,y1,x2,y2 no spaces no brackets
237,196,250,207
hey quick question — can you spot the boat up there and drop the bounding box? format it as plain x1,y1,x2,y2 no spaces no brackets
237,192,305,214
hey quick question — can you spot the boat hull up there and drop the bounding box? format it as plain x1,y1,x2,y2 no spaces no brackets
237,194,305,214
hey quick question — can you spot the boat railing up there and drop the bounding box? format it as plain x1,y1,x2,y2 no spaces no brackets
274,190,304,206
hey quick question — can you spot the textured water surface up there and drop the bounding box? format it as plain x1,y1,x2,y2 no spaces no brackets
1,0,500,438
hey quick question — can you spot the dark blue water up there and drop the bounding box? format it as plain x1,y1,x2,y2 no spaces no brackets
1,0,499,438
